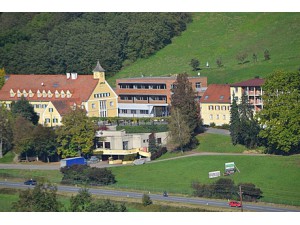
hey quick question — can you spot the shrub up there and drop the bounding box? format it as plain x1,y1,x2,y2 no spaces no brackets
142,193,152,206
238,183,263,202
150,147,168,160
123,154,137,161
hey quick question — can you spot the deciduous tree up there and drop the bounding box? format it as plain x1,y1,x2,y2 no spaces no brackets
56,108,96,158
0,106,13,157
258,70,300,154
11,96,39,125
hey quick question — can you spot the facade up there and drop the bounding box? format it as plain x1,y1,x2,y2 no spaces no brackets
200,84,231,126
0,61,118,126
94,129,168,160
115,75,207,117
230,77,265,112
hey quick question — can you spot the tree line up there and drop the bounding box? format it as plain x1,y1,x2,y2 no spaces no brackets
0,12,191,76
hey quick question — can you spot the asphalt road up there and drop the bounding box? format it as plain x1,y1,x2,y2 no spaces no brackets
0,181,299,212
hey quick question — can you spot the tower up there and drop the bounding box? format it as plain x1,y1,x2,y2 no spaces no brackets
93,61,105,82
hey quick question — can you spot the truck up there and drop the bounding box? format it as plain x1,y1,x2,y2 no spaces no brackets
60,157,87,168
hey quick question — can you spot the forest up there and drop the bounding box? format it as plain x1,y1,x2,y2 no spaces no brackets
0,12,191,76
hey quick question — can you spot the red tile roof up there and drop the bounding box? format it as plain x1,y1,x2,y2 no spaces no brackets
231,78,265,87
0,74,98,104
200,84,231,104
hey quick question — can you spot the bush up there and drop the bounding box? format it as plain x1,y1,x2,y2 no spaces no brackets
142,193,152,206
150,147,168,160
123,154,137,161
238,183,263,202
60,165,116,185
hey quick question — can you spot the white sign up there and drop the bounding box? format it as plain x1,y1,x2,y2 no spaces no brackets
209,171,221,178
225,162,235,170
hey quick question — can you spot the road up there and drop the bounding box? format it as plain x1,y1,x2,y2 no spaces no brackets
0,181,299,212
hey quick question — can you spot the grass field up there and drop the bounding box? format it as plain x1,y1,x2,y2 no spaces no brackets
107,13,300,87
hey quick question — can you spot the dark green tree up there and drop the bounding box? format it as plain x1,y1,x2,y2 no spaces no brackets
0,106,13,157
258,70,300,154
148,132,158,153
229,93,241,145
32,125,57,162
190,58,200,71
142,193,152,206
11,96,39,125
12,183,61,212
171,73,202,134
0,67,5,89
70,188,92,212
56,107,96,158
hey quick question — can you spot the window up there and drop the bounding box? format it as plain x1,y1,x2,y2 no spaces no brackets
92,103,96,109
223,115,226,120
49,108,53,112
209,105,214,110
140,110,148,114
104,142,111,149
221,106,226,110
121,109,128,114
209,114,213,120
110,101,114,107
220,95,224,100
157,138,162,144
45,118,50,123
131,110,136,114
215,105,220,110
204,95,209,100
195,82,201,88
235,87,238,93
53,118,58,123
216,114,219,120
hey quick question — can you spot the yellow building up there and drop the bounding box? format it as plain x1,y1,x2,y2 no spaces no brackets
200,84,231,126
0,61,118,126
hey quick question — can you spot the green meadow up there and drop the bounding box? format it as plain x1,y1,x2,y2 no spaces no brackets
107,13,300,87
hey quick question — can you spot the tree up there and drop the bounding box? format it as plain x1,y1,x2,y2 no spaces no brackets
11,96,39,125
142,193,152,206
12,183,61,212
12,116,35,158
229,93,241,145
258,70,300,154
0,106,13,158
171,73,202,134
0,67,5,90
148,132,158,153
190,58,200,71
32,125,57,162
168,107,192,153
264,49,270,60
56,107,96,158
236,52,248,64
252,53,258,62
70,188,92,212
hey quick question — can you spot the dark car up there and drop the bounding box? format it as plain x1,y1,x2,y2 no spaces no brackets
229,201,242,207
24,179,37,185
163,191,168,197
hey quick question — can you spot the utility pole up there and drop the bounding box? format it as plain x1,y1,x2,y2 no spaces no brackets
239,185,243,212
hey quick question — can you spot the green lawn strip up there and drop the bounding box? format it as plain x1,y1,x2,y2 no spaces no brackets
196,133,249,153
107,13,300,87
0,169,62,184
110,155,300,206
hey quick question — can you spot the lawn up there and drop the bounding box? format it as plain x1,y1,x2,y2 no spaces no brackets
107,13,300,87
110,154,300,206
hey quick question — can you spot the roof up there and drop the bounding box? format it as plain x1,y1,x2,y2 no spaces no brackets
93,61,105,72
0,74,98,104
52,100,73,116
231,78,265,87
200,84,231,104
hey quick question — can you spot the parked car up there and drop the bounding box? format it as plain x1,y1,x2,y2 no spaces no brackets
87,156,100,164
24,179,37,185
163,191,168,197
228,201,242,207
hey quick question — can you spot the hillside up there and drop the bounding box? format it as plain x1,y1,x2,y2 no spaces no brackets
108,13,300,86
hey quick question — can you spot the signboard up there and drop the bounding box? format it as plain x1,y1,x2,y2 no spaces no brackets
225,162,235,170
209,171,221,178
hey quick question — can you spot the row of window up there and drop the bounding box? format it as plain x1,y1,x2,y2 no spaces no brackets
45,118,59,124
10,90,72,98
120,95,167,101
119,109,149,114
208,105,230,111
94,92,110,98
119,83,167,90
209,114,227,120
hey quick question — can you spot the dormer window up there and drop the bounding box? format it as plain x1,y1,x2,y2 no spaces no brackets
42,90,47,97
17,90,21,97
48,90,53,98
55,90,60,98
204,95,209,100
220,95,224,100
9,89,15,98
28,90,34,98
23,90,28,97
61,90,65,98
66,90,72,98
37,90,41,98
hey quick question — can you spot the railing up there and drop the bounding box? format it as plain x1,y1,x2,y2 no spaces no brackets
93,148,151,158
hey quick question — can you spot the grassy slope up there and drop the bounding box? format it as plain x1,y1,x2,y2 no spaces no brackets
107,13,300,87
110,154,300,205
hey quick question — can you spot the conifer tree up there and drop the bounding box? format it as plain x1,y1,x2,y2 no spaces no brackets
229,93,240,145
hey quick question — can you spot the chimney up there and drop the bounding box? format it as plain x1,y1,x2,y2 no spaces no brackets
66,73,71,79
71,73,77,80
